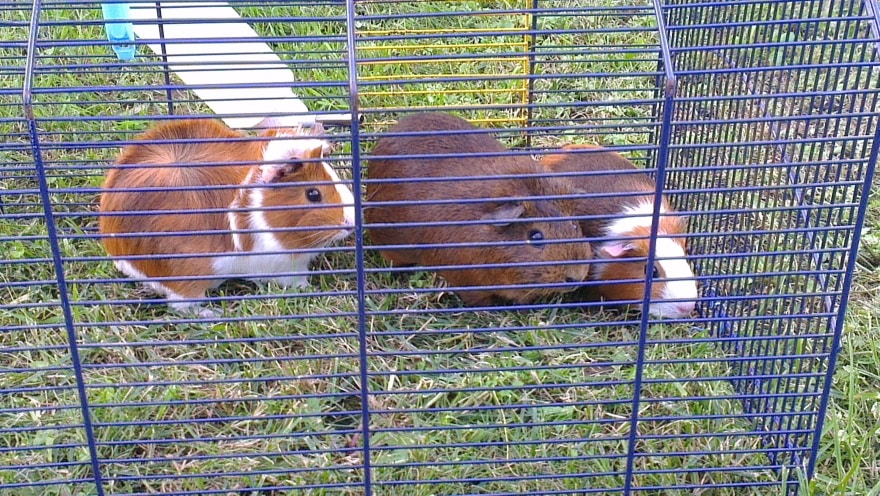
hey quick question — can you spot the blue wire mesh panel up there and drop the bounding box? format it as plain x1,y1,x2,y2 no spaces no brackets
526,3,667,147
4,6,105,496
356,5,675,494
664,0,880,488
355,0,534,128
2,1,878,496
7,1,366,494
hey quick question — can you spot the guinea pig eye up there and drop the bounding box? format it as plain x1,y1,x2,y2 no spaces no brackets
306,188,322,203
527,230,545,244
645,264,660,278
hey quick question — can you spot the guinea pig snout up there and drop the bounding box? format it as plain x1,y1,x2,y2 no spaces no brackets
338,191,356,230
649,299,696,319
340,208,356,234
675,300,696,315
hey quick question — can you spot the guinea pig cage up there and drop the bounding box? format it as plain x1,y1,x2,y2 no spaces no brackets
2,0,879,495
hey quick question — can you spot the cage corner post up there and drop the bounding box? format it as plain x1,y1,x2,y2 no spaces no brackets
22,1,107,495
344,0,372,493
804,1,880,485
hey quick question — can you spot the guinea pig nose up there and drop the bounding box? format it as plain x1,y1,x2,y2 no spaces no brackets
677,302,696,315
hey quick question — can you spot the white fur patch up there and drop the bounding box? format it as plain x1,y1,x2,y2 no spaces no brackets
598,198,698,319
589,260,609,280
321,161,356,230
212,187,314,288
213,132,354,286
604,198,667,238
650,237,698,319
227,203,243,252
263,137,329,162
114,259,183,299
212,251,313,288
114,259,221,315
229,168,258,252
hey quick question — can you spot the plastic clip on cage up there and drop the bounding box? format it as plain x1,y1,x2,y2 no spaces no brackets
2,1,879,495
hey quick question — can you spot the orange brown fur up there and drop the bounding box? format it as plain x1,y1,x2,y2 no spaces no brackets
540,144,691,306
98,118,347,303
592,224,687,303
258,145,346,250
539,143,605,169
365,112,593,307
100,119,255,299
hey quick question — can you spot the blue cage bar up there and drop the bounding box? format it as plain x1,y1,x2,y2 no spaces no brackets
2,0,879,495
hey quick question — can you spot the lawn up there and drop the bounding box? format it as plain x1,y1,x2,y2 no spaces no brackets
1,1,879,495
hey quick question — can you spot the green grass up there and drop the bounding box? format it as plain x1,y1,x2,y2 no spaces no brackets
2,1,879,495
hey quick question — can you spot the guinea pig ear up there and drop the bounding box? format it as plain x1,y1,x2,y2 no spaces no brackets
306,121,326,137
256,144,325,184
300,144,325,160
596,240,636,259
320,141,336,155
481,202,525,227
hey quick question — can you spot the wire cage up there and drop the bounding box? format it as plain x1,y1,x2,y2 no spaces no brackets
2,0,879,495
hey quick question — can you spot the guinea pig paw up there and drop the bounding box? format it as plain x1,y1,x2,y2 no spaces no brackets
272,275,311,291
195,306,221,319
293,280,312,292
168,300,220,320
133,284,166,300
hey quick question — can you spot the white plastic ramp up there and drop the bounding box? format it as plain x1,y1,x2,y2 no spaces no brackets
126,1,332,129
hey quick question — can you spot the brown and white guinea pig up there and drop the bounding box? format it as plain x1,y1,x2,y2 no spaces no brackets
365,112,592,307
540,144,698,319
98,118,355,316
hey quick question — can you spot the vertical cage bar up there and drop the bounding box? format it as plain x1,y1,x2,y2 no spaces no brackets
345,1,371,494
524,0,540,147
2,1,876,493
154,1,175,114
21,1,106,494
622,2,679,494
805,2,880,479
803,162,880,477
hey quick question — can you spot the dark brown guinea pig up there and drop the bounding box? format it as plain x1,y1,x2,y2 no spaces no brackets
541,144,697,318
365,112,592,307
99,118,355,317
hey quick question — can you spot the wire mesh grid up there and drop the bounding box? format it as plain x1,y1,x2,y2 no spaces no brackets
2,0,879,495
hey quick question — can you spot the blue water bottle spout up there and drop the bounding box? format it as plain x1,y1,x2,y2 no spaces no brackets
101,2,137,61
